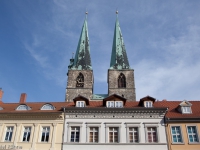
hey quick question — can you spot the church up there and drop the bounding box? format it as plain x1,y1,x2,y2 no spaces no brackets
62,12,168,150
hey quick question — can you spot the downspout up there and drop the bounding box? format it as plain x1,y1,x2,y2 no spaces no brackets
62,107,66,150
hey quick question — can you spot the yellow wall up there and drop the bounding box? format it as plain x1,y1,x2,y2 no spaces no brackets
166,123,200,150
0,114,64,150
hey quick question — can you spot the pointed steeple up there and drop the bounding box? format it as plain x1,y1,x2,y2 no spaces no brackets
110,11,130,69
68,12,92,70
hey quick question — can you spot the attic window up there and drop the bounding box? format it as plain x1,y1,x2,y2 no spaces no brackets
41,104,55,110
0,107,3,110
16,105,30,110
76,101,85,107
107,101,123,108
182,106,191,114
144,101,153,108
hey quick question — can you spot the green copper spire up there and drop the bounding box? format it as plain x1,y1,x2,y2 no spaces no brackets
110,11,130,69
68,12,92,70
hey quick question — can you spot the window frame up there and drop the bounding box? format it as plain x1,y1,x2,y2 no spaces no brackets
4,126,14,142
170,125,184,144
41,104,55,110
40,126,50,142
105,122,121,143
144,122,159,143
106,101,123,108
186,125,199,143
86,122,101,143
125,122,141,143
16,105,31,110
181,106,192,114
67,122,82,143
144,101,153,108
76,101,85,107
22,126,31,142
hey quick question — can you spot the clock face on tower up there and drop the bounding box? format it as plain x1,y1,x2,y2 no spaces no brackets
76,73,84,87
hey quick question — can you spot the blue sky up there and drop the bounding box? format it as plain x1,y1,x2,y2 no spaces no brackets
1,0,200,102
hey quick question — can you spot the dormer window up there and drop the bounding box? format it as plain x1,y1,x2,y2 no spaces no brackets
107,101,123,108
76,101,85,107
144,101,153,108
182,106,191,114
0,107,3,110
16,105,31,110
178,100,192,114
41,104,55,110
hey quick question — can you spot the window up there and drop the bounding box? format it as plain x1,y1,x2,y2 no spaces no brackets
0,107,3,110
76,73,84,87
147,127,157,142
41,104,55,110
118,73,126,88
22,127,31,142
89,127,98,143
145,101,153,108
16,105,30,110
76,101,85,107
41,127,50,142
182,106,191,114
187,126,199,143
70,127,80,142
107,101,123,108
171,126,182,143
109,127,118,143
129,127,139,143
5,126,13,142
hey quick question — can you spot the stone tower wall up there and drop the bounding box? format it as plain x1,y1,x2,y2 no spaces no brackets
66,70,93,102
108,69,136,101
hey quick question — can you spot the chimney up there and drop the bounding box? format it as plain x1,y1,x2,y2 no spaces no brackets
0,88,3,103
20,93,27,103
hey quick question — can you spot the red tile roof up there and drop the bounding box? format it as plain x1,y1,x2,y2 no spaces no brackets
0,102,69,113
157,101,200,118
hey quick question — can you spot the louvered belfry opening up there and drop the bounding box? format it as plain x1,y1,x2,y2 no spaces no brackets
118,73,126,88
76,73,84,87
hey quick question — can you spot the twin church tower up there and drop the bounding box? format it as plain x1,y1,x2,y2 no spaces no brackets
65,12,136,102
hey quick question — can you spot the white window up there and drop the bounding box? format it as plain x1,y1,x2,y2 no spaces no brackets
107,101,114,107
107,101,123,108
182,106,191,114
115,101,123,108
23,127,31,142
109,127,118,143
41,127,50,142
70,127,80,142
147,127,157,142
76,101,85,107
187,126,199,143
171,126,182,143
16,105,30,110
5,126,13,142
89,127,98,143
41,104,54,110
129,127,139,143
145,101,153,108
0,107,3,110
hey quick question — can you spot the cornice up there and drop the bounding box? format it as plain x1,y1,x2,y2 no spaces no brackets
0,114,63,120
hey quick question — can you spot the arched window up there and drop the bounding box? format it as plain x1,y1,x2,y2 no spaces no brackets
76,73,84,87
118,73,126,88
16,105,30,110
41,104,55,110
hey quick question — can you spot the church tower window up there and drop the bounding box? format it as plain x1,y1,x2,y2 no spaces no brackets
118,73,126,88
76,73,84,87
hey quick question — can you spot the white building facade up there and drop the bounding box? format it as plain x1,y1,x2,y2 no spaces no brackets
63,95,168,150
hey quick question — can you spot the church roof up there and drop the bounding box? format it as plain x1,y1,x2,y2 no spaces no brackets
110,12,130,69
69,14,92,70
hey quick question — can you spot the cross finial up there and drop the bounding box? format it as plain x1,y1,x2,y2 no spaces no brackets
72,52,74,59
